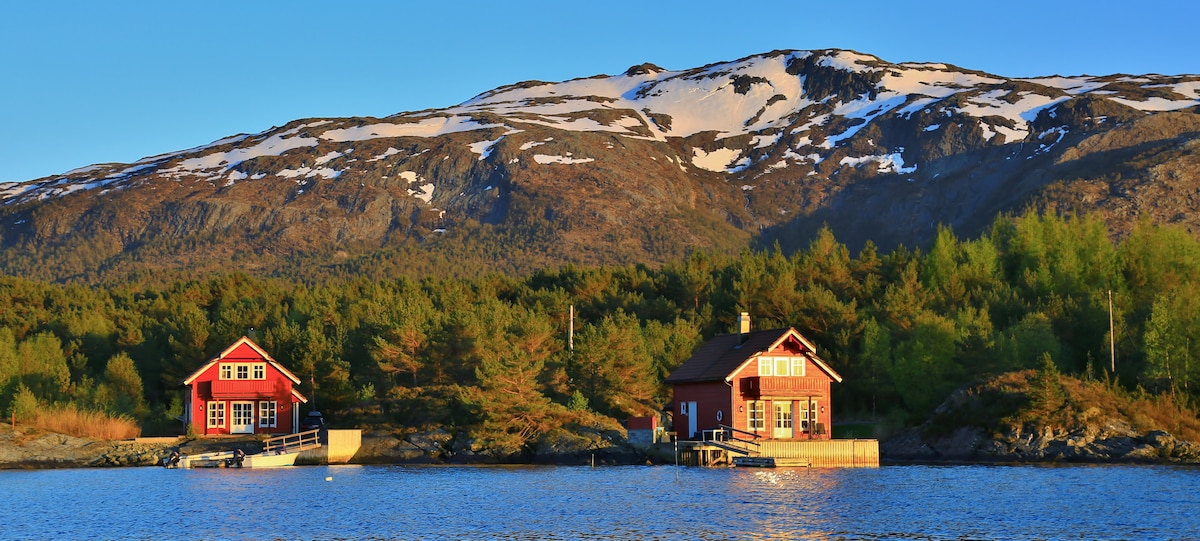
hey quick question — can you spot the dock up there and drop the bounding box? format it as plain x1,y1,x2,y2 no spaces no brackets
168,429,326,468
674,426,879,468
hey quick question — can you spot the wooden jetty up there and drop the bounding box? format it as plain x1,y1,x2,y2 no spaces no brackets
675,425,878,468
168,429,324,468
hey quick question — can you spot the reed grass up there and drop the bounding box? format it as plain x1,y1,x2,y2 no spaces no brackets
28,404,141,440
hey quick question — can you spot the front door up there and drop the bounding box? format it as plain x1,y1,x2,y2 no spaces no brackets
773,401,793,439
231,401,255,434
686,401,698,439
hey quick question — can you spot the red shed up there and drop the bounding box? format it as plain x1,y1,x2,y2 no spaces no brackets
665,314,842,440
181,336,308,436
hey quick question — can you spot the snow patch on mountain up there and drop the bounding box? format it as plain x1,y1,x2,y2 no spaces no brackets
322,116,502,142
533,154,595,165
692,148,743,172
470,136,505,160
277,166,341,180
176,124,322,173
841,151,916,174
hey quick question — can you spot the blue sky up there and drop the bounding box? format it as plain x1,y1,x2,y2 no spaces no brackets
2,0,1196,183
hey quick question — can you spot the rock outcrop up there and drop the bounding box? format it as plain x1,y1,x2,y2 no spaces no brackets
881,371,1200,464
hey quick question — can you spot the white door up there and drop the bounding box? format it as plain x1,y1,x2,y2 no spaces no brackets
773,401,793,439
231,402,255,434
686,401,698,439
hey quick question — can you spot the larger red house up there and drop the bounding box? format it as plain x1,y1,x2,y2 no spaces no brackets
181,336,308,436
665,314,842,440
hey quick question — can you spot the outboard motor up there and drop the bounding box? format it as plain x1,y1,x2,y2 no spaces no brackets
163,451,181,468
226,448,246,468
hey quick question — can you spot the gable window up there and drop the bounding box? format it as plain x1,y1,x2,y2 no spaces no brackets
218,362,268,380
791,357,806,377
259,401,277,428
758,356,806,377
206,402,225,429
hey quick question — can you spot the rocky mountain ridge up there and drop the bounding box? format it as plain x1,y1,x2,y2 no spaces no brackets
2,49,1199,282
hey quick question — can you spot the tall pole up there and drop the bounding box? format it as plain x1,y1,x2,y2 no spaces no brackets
568,304,574,352
1109,290,1116,373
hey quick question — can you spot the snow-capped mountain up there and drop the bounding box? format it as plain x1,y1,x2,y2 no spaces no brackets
3,49,1199,281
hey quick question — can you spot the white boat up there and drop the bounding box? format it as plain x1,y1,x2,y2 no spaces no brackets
165,449,300,468
164,429,321,469
242,450,299,468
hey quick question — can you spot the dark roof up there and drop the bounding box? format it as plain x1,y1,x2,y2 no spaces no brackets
664,328,793,384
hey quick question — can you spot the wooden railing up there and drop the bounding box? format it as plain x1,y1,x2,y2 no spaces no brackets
700,424,762,455
264,429,322,454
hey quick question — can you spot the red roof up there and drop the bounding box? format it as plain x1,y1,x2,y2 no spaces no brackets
665,327,842,384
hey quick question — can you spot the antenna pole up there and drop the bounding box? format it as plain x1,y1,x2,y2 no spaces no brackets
1109,290,1116,373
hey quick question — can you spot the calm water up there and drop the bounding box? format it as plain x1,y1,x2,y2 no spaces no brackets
1,464,1197,540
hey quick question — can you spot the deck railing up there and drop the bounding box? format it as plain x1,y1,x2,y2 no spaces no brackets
700,424,762,455
264,429,322,454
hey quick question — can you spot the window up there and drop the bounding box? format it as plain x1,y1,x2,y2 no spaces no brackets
259,401,277,428
791,357,806,377
206,402,225,428
774,358,787,377
218,362,268,380
799,401,812,431
747,401,765,432
759,356,805,377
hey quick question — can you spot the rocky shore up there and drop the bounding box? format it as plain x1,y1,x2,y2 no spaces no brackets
5,420,1198,469
0,427,652,469
883,423,1200,464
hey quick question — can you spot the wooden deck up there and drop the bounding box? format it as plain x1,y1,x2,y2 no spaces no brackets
675,427,878,467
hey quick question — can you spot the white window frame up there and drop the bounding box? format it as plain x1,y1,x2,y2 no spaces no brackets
218,362,268,380
747,400,765,431
206,402,226,428
259,401,277,428
759,356,805,377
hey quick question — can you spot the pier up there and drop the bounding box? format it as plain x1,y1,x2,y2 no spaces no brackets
674,426,878,467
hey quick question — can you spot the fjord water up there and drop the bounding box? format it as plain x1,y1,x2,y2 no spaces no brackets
2,464,1196,540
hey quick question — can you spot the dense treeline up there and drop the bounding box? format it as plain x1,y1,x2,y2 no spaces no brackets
2,210,1199,453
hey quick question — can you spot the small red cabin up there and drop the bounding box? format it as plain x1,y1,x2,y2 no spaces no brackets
665,314,842,440
181,336,308,436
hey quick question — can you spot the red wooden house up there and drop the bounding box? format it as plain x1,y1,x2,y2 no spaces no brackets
665,314,842,440
181,336,308,436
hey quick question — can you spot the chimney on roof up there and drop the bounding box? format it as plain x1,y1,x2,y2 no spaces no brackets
737,312,751,343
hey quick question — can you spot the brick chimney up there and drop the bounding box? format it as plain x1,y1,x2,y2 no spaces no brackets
737,312,751,343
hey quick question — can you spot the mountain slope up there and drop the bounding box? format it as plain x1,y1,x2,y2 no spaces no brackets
2,49,1199,282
